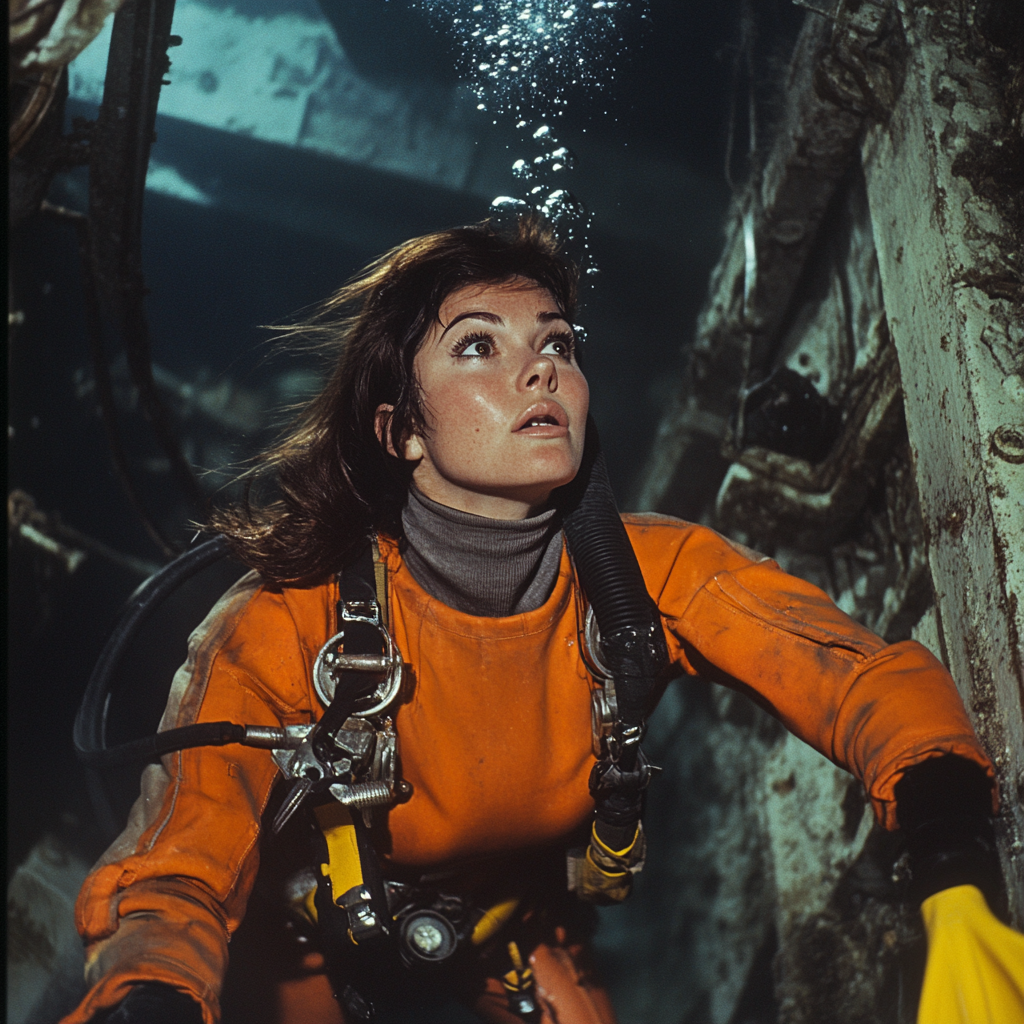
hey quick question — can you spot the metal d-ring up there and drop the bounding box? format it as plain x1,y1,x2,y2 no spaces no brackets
313,624,403,717
582,605,612,680
583,606,618,756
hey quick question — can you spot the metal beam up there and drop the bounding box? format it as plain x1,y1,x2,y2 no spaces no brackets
862,0,1024,924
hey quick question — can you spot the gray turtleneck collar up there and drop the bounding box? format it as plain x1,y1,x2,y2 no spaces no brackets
400,487,564,617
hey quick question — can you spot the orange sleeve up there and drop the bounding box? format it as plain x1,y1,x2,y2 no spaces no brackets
624,515,995,829
61,574,331,1024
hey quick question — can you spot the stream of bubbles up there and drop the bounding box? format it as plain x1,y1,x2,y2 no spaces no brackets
416,0,647,276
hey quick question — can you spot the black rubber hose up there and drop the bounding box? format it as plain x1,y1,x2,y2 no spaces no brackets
77,721,247,767
74,534,233,764
560,418,668,730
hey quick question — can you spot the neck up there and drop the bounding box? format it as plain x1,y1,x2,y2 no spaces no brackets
409,470,551,520
400,487,563,617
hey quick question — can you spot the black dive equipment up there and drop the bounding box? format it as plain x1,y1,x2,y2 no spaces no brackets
560,417,669,897
894,754,1005,914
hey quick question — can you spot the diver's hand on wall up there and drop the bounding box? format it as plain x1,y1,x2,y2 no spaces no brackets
93,983,204,1024
918,885,1024,1024
894,755,1001,909
892,756,1024,1023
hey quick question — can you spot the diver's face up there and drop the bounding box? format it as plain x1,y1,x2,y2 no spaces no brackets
399,278,589,519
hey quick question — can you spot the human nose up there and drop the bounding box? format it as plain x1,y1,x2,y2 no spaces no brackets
518,353,558,393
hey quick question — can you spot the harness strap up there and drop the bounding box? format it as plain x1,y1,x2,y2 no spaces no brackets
313,538,393,998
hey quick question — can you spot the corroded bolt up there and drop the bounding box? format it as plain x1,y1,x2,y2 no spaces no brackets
990,424,1024,464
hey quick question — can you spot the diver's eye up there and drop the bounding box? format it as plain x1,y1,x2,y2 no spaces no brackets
541,332,575,359
453,332,495,358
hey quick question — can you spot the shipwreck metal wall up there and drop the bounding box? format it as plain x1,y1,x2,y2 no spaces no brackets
633,1,1023,1020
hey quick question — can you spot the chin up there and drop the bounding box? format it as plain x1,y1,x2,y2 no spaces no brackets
518,465,578,492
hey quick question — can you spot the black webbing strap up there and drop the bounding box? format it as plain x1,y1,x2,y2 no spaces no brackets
313,538,393,988
311,542,384,758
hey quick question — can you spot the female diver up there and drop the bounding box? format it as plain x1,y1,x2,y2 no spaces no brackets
64,216,1016,1024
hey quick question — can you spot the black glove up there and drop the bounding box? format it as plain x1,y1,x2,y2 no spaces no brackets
97,982,204,1024
894,754,1004,913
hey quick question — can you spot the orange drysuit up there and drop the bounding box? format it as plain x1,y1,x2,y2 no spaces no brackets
63,516,994,1024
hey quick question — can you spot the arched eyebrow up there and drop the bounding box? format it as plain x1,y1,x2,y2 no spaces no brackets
538,311,571,325
438,308,570,339
438,311,502,340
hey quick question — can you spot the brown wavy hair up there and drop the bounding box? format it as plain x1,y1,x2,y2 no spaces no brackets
209,214,579,585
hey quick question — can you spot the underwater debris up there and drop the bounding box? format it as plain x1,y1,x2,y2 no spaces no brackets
738,366,843,465
7,490,160,578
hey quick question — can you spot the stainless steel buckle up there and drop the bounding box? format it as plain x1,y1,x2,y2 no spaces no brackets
313,621,403,717
339,599,381,626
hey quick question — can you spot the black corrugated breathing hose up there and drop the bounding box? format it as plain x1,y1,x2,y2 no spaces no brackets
561,418,669,737
560,418,669,834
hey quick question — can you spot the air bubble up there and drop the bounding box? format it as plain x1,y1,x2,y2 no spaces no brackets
489,196,533,233
490,195,531,212
540,188,586,227
418,0,638,286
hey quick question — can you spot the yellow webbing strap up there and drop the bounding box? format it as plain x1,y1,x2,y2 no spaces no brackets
371,535,389,630
314,802,364,905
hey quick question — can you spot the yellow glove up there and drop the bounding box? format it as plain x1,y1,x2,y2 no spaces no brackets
919,884,1024,1024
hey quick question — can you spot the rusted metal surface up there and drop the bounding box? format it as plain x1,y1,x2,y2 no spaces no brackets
41,201,183,557
8,67,72,223
10,0,128,78
8,66,63,157
760,734,921,1024
10,0,203,552
635,0,1021,1017
633,8,883,514
715,170,906,554
861,0,1024,925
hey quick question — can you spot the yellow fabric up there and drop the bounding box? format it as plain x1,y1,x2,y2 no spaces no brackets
471,897,522,946
919,885,1024,1024
314,804,363,904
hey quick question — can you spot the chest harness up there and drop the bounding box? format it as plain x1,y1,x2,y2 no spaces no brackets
75,425,668,1023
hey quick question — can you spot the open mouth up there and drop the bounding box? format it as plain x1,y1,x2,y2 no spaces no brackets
513,403,569,432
